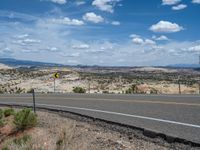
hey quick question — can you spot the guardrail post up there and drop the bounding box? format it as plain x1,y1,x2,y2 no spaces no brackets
32,89,36,113
178,81,181,94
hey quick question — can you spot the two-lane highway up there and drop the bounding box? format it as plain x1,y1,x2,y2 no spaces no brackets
0,93,200,144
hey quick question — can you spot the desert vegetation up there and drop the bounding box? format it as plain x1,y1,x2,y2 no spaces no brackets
0,66,200,94
0,108,37,149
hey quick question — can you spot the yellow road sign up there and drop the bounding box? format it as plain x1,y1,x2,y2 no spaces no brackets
53,73,59,78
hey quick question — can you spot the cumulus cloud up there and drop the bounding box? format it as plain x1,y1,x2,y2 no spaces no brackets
192,0,200,4
132,37,144,45
111,21,120,25
188,45,200,52
83,12,104,23
48,0,67,4
49,17,84,26
92,0,120,13
172,4,187,10
145,39,156,45
152,35,169,41
150,20,183,33
132,37,156,45
162,0,181,5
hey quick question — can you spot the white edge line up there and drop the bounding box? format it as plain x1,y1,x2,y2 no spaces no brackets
1,102,200,129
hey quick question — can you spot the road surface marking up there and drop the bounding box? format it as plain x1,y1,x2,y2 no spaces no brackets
1,96,200,107
1,102,200,129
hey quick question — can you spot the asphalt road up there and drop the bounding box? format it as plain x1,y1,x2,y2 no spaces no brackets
0,93,200,144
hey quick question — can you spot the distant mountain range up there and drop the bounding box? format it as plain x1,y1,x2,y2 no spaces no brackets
0,58,64,68
167,64,200,68
0,58,200,69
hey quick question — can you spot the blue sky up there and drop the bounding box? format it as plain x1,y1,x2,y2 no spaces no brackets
0,0,200,66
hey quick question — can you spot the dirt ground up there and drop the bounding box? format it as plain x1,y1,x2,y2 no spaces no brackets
0,108,172,150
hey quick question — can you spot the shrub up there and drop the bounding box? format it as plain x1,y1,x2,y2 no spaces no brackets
0,109,4,127
1,146,9,150
14,108,37,131
0,89,4,94
125,84,139,94
125,88,132,94
0,109,3,119
73,87,86,93
27,88,34,93
102,90,109,94
0,119,4,127
4,108,15,117
13,135,31,146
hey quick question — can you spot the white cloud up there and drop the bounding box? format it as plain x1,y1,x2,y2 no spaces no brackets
49,0,67,4
150,21,183,33
62,52,80,57
129,34,140,38
132,37,155,45
111,21,120,25
172,4,187,10
100,41,115,50
132,37,144,45
162,0,181,5
152,35,169,41
145,39,156,45
72,44,90,49
92,0,120,13
12,38,41,46
16,34,29,39
23,38,41,44
49,17,84,26
75,1,86,5
192,0,200,4
46,47,60,52
188,45,200,52
83,12,104,23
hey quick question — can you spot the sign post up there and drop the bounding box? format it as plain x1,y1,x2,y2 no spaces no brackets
198,80,200,94
53,73,59,93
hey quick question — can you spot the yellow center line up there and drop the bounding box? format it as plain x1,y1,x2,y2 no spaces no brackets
1,96,200,107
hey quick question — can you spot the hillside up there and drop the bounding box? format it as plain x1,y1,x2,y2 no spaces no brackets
0,58,63,68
